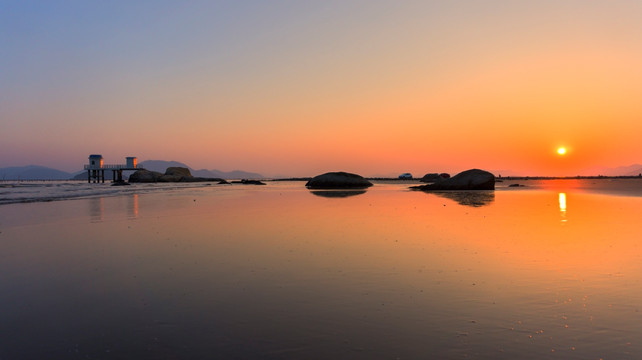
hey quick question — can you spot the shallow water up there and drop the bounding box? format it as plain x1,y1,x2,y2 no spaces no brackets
0,180,216,205
0,180,641,359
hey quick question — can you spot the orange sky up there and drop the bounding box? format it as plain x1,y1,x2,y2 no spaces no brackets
1,2,641,176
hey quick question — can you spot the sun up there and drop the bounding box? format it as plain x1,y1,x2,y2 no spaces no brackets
557,147,567,155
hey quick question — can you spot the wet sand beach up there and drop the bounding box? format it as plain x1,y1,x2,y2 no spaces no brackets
1,180,641,359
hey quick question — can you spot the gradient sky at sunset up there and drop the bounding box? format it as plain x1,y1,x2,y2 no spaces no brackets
2,1,641,177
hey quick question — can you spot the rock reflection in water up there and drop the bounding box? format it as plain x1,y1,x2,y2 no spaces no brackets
432,191,495,207
310,190,367,198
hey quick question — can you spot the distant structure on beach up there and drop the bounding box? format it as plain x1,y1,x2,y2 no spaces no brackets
398,173,413,179
84,154,142,183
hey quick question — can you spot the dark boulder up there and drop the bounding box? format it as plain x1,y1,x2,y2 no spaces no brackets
129,169,163,183
158,175,181,182
420,173,440,182
159,167,192,182
420,173,451,182
130,167,224,183
305,172,373,189
165,167,192,177
179,176,225,183
411,169,495,190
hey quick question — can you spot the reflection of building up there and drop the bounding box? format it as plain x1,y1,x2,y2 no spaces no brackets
84,154,143,183
127,194,139,219
89,194,139,221
89,197,104,222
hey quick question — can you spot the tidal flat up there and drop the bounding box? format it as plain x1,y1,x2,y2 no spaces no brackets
0,179,641,359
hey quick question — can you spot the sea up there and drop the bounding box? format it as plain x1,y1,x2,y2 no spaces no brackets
0,178,641,359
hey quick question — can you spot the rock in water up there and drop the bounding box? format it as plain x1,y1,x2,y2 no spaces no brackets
130,167,224,183
420,173,440,182
230,179,266,185
305,172,373,189
240,179,266,185
420,173,451,182
129,169,163,183
411,169,495,190
159,167,191,182
165,167,192,177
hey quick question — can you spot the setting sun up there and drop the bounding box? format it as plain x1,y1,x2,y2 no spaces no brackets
557,147,567,155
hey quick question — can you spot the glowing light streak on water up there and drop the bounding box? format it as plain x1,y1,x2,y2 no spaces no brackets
559,192,567,222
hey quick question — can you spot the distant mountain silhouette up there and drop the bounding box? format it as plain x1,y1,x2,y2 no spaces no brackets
137,160,191,173
618,164,642,176
0,165,73,180
1,161,262,181
194,168,264,179
138,160,263,179
587,164,642,176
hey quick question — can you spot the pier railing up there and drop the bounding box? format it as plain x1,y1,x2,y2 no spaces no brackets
84,164,140,170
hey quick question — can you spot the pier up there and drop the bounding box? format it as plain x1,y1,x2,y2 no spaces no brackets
84,155,143,183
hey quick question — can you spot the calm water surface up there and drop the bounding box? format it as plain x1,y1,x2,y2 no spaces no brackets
0,180,641,359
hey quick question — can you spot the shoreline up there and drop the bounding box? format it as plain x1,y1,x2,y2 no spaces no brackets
2,177,642,207
272,175,642,182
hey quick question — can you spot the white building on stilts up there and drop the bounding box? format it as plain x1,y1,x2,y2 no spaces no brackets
84,154,142,183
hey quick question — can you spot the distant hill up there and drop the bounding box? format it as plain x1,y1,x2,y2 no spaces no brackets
138,160,263,179
70,160,264,180
137,160,191,173
0,165,73,180
619,164,642,176
1,160,262,181
626,169,642,176
193,168,264,179
587,164,642,176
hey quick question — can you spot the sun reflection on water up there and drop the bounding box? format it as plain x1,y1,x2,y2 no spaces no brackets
559,192,567,222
